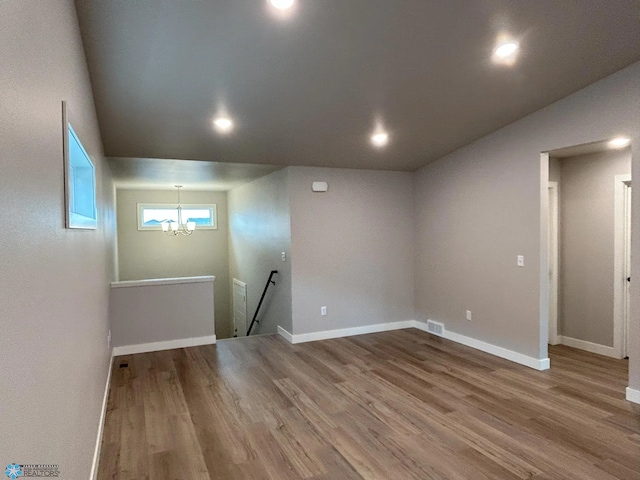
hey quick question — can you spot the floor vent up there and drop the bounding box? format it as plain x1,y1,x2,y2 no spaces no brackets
426,320,445,336
119,363,129,368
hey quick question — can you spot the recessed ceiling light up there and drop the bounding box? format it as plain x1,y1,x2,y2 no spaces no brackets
213,117,234,133
494,42,518,58
269,0,295,10
492,40,519,64
608,137,631,149
371,132,389,148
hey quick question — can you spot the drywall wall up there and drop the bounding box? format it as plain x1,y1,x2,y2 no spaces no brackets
289,167,415,335
228,169,292,334
110,277,215,348
0,1,116,478
116,189,232,338
559,149,631,347
414,61,639,379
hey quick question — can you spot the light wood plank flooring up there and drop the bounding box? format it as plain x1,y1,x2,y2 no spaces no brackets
98,329,640,479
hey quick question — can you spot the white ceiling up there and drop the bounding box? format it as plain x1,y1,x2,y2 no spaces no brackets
76,0,640,175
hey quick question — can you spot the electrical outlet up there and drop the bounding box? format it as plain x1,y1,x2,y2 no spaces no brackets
321,306,327,316
466,310,472,321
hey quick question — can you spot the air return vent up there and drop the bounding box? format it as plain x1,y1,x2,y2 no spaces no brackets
426,320,444,336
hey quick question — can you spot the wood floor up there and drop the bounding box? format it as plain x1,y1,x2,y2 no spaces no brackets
98,329,640,480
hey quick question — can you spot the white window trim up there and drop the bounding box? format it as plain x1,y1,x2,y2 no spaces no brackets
137,203,218,231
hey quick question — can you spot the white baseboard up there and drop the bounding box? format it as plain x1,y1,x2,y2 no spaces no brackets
626,387,640,404
112,335,217,356
90,351,114,480
277,320,549,371
277,326,294,343
538,358,551,370
559,335,619,359
413,321,549,371
279,321,413,344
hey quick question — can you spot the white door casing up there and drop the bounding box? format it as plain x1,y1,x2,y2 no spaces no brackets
624,184,631,358
614,174,631,359
548,182,560,345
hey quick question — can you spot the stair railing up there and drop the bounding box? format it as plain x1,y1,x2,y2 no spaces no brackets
247,270,278,336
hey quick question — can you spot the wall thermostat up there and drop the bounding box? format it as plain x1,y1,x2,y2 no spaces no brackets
312,181,328,192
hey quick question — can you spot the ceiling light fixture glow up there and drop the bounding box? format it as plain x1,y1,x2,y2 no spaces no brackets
494,42,519,58
492,39,519,64
371,132,389,148
269,0,295,10
213,117,234,133
608,137,631,149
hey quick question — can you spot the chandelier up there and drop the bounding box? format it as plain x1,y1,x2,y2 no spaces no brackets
161,185,195,236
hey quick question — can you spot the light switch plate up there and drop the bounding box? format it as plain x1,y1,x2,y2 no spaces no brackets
517,255,524,267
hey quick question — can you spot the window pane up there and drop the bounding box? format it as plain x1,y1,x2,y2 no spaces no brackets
142,208,179,226
138,204,216,229
181,208,212,226
68,123,96,223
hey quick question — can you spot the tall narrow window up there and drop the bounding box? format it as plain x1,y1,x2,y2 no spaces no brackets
63,101,97,229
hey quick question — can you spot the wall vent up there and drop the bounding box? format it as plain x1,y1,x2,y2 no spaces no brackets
426,320,445,336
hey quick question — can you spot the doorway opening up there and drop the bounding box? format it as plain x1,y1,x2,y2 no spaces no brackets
542,139,632,360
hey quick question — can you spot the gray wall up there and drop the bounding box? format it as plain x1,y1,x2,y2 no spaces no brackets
559,149,631,346
289,167,415,335
116,189,231,339
228,169,292,334
414,61,639,372
549,157,562,183
0,1,116,478
110,279,215,347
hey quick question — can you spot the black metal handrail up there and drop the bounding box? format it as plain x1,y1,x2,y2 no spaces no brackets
247,270,278,336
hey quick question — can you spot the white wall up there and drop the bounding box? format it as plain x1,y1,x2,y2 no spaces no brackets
559,148,631,347
289,167,415,335
0,1,116,478
116,188,231,338
414,61,640,383
228,169,292,334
